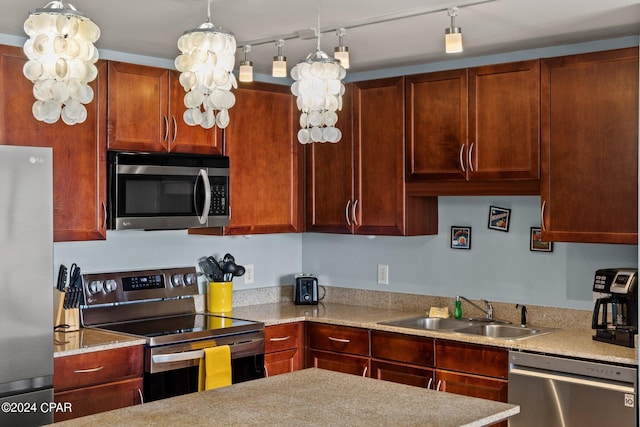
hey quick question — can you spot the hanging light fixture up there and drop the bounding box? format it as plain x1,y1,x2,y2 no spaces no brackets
175,0,237,129
445,7,463,53
291,2,346,144
272,39,287,78
22,1,100,125
333,28,349,69
238,45,254,83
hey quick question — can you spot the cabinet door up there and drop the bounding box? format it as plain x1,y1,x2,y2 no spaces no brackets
107,61,169,152
435,369,508,402
371,359,434,388
435,340,508,379
264,349,301,377
541,48,638,244
0,45,107,242
353,77,406,235
224,82,303,234
371,330,434,367
168,71,222,155
305,83,354,233
406,69,468,181
309,349,370,377
468,60,540,181
54,377,143,422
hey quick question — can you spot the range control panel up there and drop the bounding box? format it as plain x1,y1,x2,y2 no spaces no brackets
82,267,198,306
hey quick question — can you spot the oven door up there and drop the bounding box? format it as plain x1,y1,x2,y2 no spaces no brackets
144,333,265,402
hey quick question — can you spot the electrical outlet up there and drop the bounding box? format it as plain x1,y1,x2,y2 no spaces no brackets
244,264,254,284
377,264,389,285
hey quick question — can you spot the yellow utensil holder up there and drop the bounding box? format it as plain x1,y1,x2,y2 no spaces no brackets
208,281,233,313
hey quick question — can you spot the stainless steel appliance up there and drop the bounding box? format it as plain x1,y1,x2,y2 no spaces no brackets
508,351,637,426
295,274,319,305
0,146,54,426
107,151,230,230
80,267,264,402
592,268,638,348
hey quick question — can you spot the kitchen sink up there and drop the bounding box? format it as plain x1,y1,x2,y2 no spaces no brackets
378,316,555,340
378,316,476,331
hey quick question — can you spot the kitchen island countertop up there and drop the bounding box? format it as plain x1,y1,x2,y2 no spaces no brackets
53,368,518,427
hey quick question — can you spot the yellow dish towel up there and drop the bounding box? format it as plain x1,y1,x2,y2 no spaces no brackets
198,345,232,391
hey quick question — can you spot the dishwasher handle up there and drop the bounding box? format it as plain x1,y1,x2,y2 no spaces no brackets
509,366,635,394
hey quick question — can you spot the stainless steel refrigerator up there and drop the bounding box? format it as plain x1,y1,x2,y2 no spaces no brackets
0,146,54,426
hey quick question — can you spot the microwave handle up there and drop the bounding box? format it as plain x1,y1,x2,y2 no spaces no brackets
196,169,212,225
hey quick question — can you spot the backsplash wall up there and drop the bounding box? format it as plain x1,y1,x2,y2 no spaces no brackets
54,197,637,311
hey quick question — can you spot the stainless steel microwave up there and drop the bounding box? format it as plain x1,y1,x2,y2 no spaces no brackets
107,151,230,230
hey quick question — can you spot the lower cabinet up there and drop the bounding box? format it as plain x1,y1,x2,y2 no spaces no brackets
264,322,304,377
53,345,143,422
370,330,435,388
306,323,370,377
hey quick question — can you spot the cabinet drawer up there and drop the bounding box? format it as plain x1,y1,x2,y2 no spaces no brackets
435,340,507,379
54,345,143,391
371,330,434,367
54,377,143,422
265,322,303,353
308,323,370,356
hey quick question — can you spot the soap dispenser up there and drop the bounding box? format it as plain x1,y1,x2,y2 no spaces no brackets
454,296,462,319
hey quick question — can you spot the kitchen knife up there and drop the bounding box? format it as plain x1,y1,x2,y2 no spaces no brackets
56,264,67,291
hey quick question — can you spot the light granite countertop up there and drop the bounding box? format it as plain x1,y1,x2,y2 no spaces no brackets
54,328,146,357
228,302,638,366
53,368,519,427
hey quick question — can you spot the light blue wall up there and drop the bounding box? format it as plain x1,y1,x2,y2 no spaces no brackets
301,197,638,310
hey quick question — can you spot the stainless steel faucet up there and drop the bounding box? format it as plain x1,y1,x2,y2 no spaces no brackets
456,296,494,320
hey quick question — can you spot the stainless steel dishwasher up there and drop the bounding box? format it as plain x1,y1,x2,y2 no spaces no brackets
508,351,637,426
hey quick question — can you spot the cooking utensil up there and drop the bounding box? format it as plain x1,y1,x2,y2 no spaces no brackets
233,265,246,277
56,264,67,291
199,259,215,281
63,263,83,309
206,256,225,282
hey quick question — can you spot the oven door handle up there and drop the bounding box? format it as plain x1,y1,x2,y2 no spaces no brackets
153,349,205,364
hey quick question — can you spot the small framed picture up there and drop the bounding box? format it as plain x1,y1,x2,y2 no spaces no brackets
488,206,511,232
530,227,553,252
451,226,471,250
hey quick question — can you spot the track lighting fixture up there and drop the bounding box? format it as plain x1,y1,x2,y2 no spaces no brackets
445,7,463,53
334,28,349,69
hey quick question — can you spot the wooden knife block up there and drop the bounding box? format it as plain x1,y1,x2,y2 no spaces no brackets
54,289,80,332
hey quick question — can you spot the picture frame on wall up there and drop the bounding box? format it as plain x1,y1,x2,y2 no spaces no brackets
488,206,511,232
451,226,471,250
530,227,553,252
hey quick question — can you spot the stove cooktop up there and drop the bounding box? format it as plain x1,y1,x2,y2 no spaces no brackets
95,313,263,347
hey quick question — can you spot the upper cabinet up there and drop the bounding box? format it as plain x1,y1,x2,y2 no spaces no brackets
406,60,540,195
223,82,303,235
107,61,222,154
540,48,638,244
307,78,438,236
0,45,107,242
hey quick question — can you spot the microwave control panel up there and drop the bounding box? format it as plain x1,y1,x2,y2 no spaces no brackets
209,176,227,216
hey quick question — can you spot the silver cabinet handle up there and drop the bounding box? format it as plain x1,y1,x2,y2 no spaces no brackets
541,200,547,231
269,336,291,342
459,144,466,173
468,142,475,172
101,202,107,230
427,377,433,390
172,116,177,144
328,336,350,344
74,366,104,374
264,365,269,378
163,116,169,142
137,389,144,405
345,200,352,226
436,380,442,391
352,199,359,226
362,366,368,377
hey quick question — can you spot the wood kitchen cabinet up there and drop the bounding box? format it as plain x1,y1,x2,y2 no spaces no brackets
540,48,638,244
370,331,435,388
306,77,438,235
0,44,107,242
221,82,303,235
406,60,540,196
264,322,304,377
307,323,370,377
53,345,143,422
107,61,222,154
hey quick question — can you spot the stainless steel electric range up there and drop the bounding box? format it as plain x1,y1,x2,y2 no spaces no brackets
80,266,265,402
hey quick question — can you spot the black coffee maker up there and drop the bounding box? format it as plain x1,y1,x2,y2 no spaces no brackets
592,268,638,348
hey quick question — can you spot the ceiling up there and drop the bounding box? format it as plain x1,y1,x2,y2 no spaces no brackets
3,0,640,76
